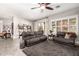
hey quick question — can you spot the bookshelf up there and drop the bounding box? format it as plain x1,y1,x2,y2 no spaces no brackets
62,19,68,32
69,18,77,33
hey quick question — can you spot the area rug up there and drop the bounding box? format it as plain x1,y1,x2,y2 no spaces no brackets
22,41,79,56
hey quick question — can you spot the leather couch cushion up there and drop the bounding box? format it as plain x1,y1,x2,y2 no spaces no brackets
21,31,47,47
27,38,40,44
53,37,73,44
22,31,34,37
26,36,47,46
53,32,76,45
34,31,43,35
57,32,66,38
40,35,47,40
23,36,35,40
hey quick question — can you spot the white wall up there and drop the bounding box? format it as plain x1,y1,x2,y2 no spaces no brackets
0,20,3,32
34,7,79,44
34,7,79,34
34,18,50,36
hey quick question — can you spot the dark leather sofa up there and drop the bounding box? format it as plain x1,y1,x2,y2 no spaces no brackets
20,31,47,48
53,32,77,46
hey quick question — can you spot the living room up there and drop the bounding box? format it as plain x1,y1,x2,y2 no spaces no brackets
0,2,79,56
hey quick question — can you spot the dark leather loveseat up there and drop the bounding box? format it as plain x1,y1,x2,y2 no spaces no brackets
53,32,77,46
20,31,47,48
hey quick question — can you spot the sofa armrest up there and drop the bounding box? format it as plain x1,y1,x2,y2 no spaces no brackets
70,38,76,45
23,36,35,40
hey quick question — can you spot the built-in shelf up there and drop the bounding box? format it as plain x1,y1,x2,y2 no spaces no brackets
52,15,78,35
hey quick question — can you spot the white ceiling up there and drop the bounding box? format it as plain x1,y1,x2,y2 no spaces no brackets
0,3,79,21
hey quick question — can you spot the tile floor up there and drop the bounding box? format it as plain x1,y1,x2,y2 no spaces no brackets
0,38,25,56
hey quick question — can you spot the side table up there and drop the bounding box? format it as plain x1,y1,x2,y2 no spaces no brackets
48,34,55,40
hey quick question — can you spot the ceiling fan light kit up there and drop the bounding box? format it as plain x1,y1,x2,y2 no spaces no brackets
40,6,45,9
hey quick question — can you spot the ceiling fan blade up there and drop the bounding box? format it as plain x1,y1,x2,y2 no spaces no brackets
45,3,50,5
46,7,54,10
38,3,50,5
31,7,40,9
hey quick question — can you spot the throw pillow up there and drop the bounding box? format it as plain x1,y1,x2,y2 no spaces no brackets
65,33,70,39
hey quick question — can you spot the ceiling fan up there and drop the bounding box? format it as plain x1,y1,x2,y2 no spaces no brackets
31,3,54,12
